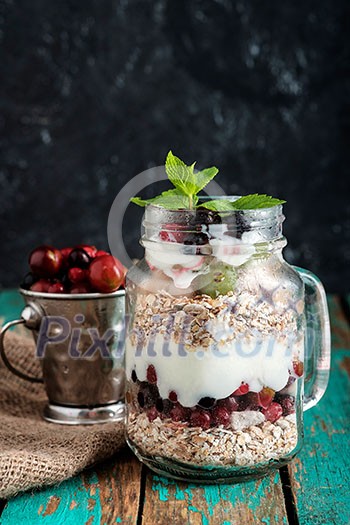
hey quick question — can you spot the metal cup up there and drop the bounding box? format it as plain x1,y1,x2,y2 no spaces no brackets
0,288,126,425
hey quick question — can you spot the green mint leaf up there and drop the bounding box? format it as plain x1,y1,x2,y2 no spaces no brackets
131,189,197,209
130,196,152,207
232,194,286,210
165,151,198,196
152,189,197,209
192,166,219,193
199,199,235,211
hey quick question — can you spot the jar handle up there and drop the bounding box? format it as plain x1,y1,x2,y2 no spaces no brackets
294,266,331,411
0,303,44,383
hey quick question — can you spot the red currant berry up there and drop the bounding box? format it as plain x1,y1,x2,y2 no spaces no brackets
258,387,275,409
293,361,304,377
218,396,239,413
190,410,211,430
146,365,157,384
262,402,283,423
29,246,63,278
159,223,187,243
48,282,65,294
30,279,51,292
170,405,187,422
147,407,159,422
212,406,230,427
95,250,110,257
88,255,126,293
232,382,249,396
68,267,86,284
168,391,178,403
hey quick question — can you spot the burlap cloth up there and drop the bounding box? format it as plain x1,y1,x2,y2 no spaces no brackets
0,332,125,499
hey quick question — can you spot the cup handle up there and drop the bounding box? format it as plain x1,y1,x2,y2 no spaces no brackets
0,303,44,383
294,266,331,411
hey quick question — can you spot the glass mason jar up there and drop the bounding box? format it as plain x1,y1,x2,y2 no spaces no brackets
125,200,330,483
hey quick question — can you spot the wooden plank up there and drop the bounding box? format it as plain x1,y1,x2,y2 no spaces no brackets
1,449,142,525
141,470,288,524
288,349,350,525
327,295,350,350
0,289,24,323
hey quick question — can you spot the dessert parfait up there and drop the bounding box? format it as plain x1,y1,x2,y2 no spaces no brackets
125,152,305,481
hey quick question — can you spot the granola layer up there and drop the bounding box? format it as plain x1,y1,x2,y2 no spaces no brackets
128,412,298,467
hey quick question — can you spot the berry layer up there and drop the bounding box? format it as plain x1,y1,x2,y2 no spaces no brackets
126,335,303,408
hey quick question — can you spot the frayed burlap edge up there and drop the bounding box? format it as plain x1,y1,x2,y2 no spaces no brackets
0,332,125,499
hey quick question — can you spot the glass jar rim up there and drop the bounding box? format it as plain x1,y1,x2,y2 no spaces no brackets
146,195,284,214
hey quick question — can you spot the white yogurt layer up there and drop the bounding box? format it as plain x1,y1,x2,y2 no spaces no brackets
126,335,303,407
145,243,208,289
144,232,257,289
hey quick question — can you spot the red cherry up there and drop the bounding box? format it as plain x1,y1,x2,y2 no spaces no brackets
88,255,126,293
293,361,304,377
212,406,230,427
68,267,87,284
262,402,283,423
48,282,65,294
68,248,91,269
76,244,97,258
30,279,51,292
258,387,275,409
147,407,159,422
146,365,157,384
61,247,73,262
95,250,110,257
29,246,63,278
70,284,91,294
232,382,249,396
168,391,178,403
190,410,211,430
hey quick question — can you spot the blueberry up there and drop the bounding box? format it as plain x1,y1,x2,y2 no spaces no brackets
137,392,145,408
131,370,137,383
198,397,216,409
155,398,164,412
195,207,222,226
183,232,208,245
140,383,159,408
235,211,249,239
20,272,36,289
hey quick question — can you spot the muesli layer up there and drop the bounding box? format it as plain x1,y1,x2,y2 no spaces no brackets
128,412,298,467
129,288,303,350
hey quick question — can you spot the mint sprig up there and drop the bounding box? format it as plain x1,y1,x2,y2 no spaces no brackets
130,151,285,210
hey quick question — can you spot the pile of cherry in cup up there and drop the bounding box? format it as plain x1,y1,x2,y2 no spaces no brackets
21,245,126,294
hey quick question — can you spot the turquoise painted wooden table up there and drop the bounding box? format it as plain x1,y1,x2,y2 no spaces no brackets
0,290,349,525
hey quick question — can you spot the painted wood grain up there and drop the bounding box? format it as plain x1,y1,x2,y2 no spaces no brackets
0,289,24,322
141,471,288,525
0,449,142,525
288,349,350,525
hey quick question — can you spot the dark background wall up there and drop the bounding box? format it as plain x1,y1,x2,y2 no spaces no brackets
0,0,349,292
